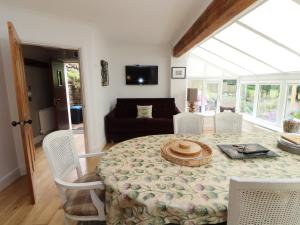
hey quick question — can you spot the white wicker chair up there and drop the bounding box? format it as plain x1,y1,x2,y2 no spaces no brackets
214,112,242,134
228,177,300,225
173,112,204,134
42,130,105,225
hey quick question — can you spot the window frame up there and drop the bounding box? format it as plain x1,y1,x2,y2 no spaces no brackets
284,80,300,120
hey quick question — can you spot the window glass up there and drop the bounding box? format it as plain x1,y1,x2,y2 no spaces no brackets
221,80,237,108
285,84,300,120
205,83,219,112
240,0,300,54
187,80,203,112
240,84,256,114
201,39,277,74
215,23,300,72
257,85,280,123
192,47,251,75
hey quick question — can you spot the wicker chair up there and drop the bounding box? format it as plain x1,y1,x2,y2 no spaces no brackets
228,177,300,225
173,112,204,134
214,112,242,134
43,130,105,225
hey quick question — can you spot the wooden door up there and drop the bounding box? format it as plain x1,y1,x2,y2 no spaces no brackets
8,21,37,203
51,61,69,130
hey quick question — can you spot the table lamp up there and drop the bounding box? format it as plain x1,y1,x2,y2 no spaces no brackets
187,88,198,112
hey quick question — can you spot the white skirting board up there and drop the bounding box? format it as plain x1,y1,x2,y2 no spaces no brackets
0,168,20,192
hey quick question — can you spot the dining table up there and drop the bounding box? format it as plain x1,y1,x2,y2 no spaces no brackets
96,132,300,225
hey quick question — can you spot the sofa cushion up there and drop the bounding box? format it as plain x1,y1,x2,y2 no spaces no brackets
109,118,147,132
137,105,152,118
115,98,177,118
145,118,174,133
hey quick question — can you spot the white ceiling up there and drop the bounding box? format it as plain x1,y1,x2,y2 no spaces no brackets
0,0,212,45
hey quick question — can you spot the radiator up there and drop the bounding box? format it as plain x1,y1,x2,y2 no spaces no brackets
39,107,56,135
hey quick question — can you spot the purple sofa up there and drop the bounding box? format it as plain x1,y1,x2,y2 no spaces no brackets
105,98,180,142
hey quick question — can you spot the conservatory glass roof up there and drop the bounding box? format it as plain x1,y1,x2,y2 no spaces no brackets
190,0,300,76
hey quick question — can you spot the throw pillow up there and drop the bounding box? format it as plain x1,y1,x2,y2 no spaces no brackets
137,105,152,118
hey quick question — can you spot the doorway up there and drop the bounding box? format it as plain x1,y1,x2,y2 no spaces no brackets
22,44,86,152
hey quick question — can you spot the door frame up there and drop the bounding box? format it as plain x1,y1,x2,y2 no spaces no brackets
20,41,89,152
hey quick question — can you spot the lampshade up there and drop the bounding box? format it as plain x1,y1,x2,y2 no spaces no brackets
187,88,198,102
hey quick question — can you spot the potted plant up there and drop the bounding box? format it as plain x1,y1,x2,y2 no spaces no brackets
283,112,300,133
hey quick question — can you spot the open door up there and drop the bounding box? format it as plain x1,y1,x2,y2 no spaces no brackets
8,22,37,203
51,61,69,130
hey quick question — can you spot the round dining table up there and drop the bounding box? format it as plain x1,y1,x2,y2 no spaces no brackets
97,132,300,225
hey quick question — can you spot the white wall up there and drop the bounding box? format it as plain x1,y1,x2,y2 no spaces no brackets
0,4,176,189
107,42,171,107
170,53,190,112
0,45,19,191
0,5,113,183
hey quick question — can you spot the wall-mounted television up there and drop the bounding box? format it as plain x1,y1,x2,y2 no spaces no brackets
126,65,158,85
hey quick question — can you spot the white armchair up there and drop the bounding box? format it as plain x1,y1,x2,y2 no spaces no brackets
173,112,204,134
228,177,300,225
42,130,105,225
214,112,242,134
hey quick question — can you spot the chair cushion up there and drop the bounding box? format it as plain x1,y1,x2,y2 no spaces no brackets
63,172,105,216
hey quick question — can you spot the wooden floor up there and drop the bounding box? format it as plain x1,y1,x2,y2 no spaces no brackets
0,137,106,225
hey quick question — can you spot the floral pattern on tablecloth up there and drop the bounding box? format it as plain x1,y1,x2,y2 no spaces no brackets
97,133,300,225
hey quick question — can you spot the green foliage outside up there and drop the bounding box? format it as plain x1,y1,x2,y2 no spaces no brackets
291,111,300,120
66,63,80,89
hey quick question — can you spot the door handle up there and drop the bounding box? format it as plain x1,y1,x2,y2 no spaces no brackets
11,121,21,127
54,98,61,106
11,119,33,127
24,119,33,125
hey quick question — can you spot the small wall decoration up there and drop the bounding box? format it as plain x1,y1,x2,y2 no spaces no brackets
171,67,186,79
101,60,109,86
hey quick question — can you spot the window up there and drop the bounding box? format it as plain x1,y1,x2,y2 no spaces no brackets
205,83,219,112
215,23,300,72
192,47,251,75
187,80,203,112
240,84,256,114
201,39,277,75
256,85,280,123
221,80,237,107
240,0,300,54
285,84,300,120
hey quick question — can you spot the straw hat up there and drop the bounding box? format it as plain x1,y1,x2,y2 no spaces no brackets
169,140,202,156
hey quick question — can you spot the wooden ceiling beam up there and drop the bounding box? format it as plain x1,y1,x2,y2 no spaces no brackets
173,0,257,57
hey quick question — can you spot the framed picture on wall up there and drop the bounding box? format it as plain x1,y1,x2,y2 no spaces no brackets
171,67,186,79
101,60,109,86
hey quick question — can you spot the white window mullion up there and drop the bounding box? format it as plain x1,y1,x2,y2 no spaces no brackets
253,83,259,118
236,78,241,113
278,81,288,127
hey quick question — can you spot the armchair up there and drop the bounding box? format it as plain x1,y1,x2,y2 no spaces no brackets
42,130,105,225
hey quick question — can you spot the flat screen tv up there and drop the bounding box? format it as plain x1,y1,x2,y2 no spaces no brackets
126,65,158,85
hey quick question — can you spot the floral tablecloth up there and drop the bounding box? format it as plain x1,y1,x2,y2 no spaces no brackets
97,133,300,225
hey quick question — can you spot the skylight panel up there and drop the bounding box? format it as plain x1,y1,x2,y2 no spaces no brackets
201,38,278,74
187,54,206,77
215,23,300,72
192,47,251,75
240,0,300,54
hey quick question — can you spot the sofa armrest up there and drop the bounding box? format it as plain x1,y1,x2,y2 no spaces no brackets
174,106,181,114
105,108,116,120
105,108,116,142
